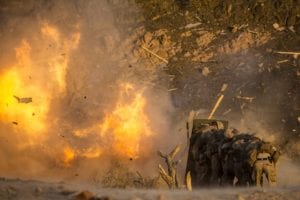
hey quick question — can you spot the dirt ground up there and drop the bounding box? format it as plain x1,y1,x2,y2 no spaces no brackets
0,177,300,200
134,0,300,158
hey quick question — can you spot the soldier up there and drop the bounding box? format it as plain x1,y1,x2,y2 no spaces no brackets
189,121,223,187
188,124,212,187
194,149,211,186
253,141,280,186
186,119,281,188
221,133,261,186
220,142,235,186
245,137,262,186
232,134,260,186
219,128,238,186
231,137,248,186
203,121,227,186
206,129,225,186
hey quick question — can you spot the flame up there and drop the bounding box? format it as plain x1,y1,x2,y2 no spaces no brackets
81,147,102,159
62,146,103,167
63,147,75,167
0,23,80,143
99,83,153,159
60,83,153,166
0,21,153,169
0,41,50,135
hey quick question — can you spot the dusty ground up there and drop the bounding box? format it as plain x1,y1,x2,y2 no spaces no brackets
0,177,300,200
134,0,300,158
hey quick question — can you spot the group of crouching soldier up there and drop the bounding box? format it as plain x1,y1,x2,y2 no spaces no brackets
186,121,280,187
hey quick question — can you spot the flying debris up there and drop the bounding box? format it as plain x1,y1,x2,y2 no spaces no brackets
13,95,32,104
12,121,18,125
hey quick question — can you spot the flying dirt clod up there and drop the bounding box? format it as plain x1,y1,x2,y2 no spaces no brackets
13,95,33,104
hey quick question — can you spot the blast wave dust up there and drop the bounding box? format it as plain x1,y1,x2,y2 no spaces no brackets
0,0,174,183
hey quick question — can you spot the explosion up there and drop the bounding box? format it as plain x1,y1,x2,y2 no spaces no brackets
0,40,49,136
63,83,154,166
0,20,154,170
0,22,80,151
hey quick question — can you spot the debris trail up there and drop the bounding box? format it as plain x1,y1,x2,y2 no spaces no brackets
275,51,300,55
141,45,169,64
208,94,224,119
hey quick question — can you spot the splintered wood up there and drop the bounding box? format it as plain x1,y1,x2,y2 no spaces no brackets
236,95,255,102
186,171,192,191
157,145,180,189
141,45,169,64
208,94,224,119
187,110,196,142
274,51,300,59
275,51,300,55
208,84,227,119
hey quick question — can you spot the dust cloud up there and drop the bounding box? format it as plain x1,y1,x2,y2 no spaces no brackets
0,0,175,182
175,43,300,186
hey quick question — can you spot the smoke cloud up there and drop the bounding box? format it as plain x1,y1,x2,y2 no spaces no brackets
0,0,176,182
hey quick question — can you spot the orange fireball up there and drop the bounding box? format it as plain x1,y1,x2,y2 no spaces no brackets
99,83,153,159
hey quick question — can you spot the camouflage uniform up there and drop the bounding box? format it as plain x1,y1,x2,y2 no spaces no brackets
232,143,247,185
219,137,235,186
253,142,279,186
222,134,261,186
194,151,211,186
231,137,251,186
234,134,261,186
188,123,223,187
186,119,280,188
188,127,211,187
206,130,224,185
245,138,262,186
